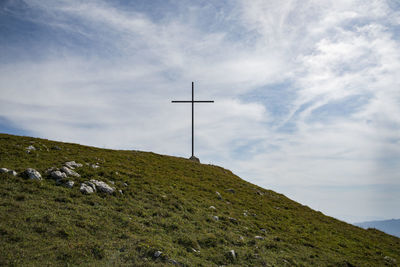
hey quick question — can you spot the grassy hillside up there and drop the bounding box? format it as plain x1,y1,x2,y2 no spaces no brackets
0,133,399,266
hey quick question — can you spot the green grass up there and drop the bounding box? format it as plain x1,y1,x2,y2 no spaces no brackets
0,133,399,266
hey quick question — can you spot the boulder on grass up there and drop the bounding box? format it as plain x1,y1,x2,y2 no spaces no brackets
90,179,114,194
80,183,94,194
60,166,80,177
23,168,42,180
65,161,83,169
50,170,67,180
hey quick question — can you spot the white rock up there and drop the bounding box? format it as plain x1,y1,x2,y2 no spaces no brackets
123,182,128,187
216,191,222,200
26,145,36,151
65,161,83,169
64,181,74,188
80,183,94,194
118,189,123,194
60,166,80,177
45,167,57,175
154,251,162,258
255,236,264,240
229,250,236,260
212,215,219,221
0,168,17,176
50,170,67,180
91,164,100,169
8,170,17,176
168,259,178,265
209,206,216,210
90,179,114,194
24,168,42,180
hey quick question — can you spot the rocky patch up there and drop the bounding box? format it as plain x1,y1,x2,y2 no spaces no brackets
0,168,17,176
25,145,36,153
50,170,67,180
64,180,75,188
65,161,83,169
80,183,95,194
60,166,80,177
79,179,115,194
23,168,42,180
90,179,115,194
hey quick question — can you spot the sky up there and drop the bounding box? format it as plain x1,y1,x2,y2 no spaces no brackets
1,0,399,223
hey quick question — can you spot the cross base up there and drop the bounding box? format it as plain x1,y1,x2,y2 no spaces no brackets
189,155,200,163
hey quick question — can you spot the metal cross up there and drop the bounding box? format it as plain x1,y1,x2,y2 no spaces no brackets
171,82,214,160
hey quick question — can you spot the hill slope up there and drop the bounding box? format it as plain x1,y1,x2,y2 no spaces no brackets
0,133,399,266
355,219,400,238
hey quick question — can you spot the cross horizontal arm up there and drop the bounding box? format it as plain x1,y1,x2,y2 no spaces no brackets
171,100,214,103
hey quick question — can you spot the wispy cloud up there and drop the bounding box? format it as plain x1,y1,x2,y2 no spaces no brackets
0,0,399,222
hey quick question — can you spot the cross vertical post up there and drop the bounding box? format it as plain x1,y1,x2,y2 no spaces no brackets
191,81,194,158
171,82,214,162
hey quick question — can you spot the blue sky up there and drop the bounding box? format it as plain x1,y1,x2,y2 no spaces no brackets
1,0,399,223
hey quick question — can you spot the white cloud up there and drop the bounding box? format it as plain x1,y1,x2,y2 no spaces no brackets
0,0,399,222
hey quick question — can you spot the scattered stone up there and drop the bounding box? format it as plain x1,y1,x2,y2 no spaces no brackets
86,181,97,192
212,215,219,221
118,189,123,194
60,166,80,177
23,168,42,180
260,228,267,233
26,145,36,153
90,179,114,194
239,236,244,241
64,180,74,188
109,180,115,185
123,182,128,187
80,183,95,194
168,259,178,265
229,217,238,224
384,256,397,264
256,190,264,196
154,251,162,258
65,161,83,169
225,188,235,193
255,236,264,240
51,145,61,150
8,170,17,176
50,170,67,180
229,250,236,260
209,205,216,210
216,191,222,200
45,167,58,174
191,248,200,253
91,164,100,169
0,168,17,176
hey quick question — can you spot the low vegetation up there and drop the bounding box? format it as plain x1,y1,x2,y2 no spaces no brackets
0,133,399,266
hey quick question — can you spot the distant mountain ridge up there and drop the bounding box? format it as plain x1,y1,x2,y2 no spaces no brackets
355,219,400,238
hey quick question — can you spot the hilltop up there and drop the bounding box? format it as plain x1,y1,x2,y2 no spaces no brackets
0,133,399,266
